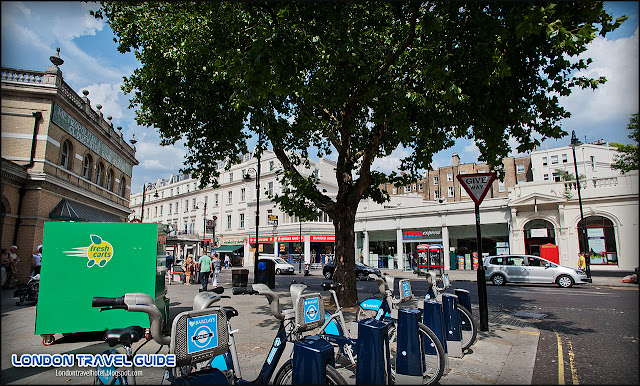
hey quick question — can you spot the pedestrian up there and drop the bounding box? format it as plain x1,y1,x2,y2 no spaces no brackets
32,245,42,275
1,249,10,288
224,254,230,268
577,252,586,271
184,255,194,285
211,253,222,287
166,252,173,271
359,251,364,264
197,252,213,292
193,253,201,284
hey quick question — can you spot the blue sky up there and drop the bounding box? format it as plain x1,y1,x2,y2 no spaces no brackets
2,2,638,194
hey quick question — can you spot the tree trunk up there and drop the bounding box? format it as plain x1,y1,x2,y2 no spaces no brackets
332,203,358,307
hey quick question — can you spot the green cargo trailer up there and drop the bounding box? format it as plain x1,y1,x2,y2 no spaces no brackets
35,222,169,345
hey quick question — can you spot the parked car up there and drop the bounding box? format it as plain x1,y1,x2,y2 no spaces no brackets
483,254,592,288
260,256,295,275
323,261,382,281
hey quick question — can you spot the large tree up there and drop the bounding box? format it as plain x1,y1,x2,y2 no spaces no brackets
610,113,639,174
93,2,624,306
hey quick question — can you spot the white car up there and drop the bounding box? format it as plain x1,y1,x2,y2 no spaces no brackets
484,254,591,288
260,256,296,275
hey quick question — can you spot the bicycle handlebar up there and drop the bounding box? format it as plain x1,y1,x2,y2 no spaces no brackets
232,287,258,295
92,296,125,308
232,284,284,321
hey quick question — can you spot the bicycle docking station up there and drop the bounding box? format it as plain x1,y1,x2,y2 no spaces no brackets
454,289,473,334
420,299,451,375
441,293,463,358
355,317,392,385
395,308,425,384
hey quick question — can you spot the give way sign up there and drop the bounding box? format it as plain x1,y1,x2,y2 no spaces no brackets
457,173,496,205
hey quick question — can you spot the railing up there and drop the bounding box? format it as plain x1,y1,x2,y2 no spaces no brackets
563,176,619,192
1,69,46,84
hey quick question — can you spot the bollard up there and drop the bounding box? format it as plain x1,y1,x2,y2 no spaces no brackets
454,289,472,316
395,308,424,384
441,293,463,358
292,336,335,385
420,300,450,375
356,318,391,385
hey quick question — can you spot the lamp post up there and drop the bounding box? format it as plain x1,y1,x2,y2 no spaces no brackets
195,201,207,255
244,162,261,283
140,183,159,221
570,130,591,279
299,220,303,273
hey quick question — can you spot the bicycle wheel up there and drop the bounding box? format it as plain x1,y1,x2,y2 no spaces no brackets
273,360,347,385
387,321,445,385
458,305,477,351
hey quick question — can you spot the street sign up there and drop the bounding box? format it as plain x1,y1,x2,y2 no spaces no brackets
457,173,496,205
267,214,278,226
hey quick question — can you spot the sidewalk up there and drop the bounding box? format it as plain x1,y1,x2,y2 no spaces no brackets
1,266,634,384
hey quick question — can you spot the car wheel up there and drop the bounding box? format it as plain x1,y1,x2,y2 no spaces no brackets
557,275,574,288
276,268,282,275
324,271,333,280
491,274,506,286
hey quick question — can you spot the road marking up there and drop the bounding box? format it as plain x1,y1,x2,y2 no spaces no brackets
567,339,579,385
519,331,540,336
556,331,565,385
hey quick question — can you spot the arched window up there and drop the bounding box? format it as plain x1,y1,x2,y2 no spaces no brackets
106,169,114,191
119,175,126,197
96,162,104,186
82,154,93,180
61,140,72,170
577,216,618,265
523,219,556,256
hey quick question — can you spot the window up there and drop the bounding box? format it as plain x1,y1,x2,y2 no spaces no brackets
184,200,189,212
241,188,246,201
552,172,561,182
590,156,595,170
543,173,549,181
159,205,163,215
61,140,72,170
577,216,618,265
562,154,568,163
404,186,410,193
269,161,275,171
392,187,397,194
241,169,246,178
433,176,439,185
214,194,219,206
184,221,188,233
448,186,454,197
146,208,149,219
169,203,172,214
551,155,559,164
542,157,548,166
187,184,190,193
229,172,233,182
96,162,104,186
119,176,126,196
106,169,114,191
189,220,195,234
83,154,92,180
228,191,233,204
192,198,196,211
447,173,453,182
498,181,506,192
268,181,273,196
176,186,179,194
517,164,525,174
227,215,232,230
170,188,173,196
434,190,440,199
154,207,157,218
240,213,245,228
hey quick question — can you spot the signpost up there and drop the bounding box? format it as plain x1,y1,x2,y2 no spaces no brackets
457,172,496,332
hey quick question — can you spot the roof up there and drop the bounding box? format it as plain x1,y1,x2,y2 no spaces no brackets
49,199,123,222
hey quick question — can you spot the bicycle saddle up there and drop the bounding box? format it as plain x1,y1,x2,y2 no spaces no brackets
222,306,238,320
321,282,342,291
104,326,144,347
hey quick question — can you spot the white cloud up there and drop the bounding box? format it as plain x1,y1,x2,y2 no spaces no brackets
372,147,412,174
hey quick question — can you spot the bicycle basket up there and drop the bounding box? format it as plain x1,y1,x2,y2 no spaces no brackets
294,293,325,332
170,308,229,366
398,279,413,302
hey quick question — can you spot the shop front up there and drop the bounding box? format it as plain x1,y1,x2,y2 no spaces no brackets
310,235,335,264
448,224,509,270
402,228,443,273
276,235,303,264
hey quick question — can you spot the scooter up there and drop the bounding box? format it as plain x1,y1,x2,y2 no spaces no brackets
14,273,39,305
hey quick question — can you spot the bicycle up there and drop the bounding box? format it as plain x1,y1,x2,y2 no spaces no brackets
314,275,446,384
424,271,477,351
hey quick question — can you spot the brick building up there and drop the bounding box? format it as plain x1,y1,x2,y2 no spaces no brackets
1,49,138,283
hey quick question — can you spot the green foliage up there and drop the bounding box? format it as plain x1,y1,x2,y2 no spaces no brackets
610,113,639,175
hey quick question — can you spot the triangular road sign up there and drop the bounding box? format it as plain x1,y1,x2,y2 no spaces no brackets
457,173,496,205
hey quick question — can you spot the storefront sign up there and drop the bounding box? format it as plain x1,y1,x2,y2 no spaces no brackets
402,228,441,240
248,236,274,243
310,235,335,242
222,238,243,245
51,103,133,177
277,235,302,242
530,228,548,238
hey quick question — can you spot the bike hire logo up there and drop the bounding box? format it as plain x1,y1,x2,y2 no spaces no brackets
64,235,114,268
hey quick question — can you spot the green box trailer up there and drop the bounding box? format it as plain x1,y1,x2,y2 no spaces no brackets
35,222,169,345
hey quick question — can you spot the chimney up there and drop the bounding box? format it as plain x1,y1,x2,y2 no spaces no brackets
452,153,460,167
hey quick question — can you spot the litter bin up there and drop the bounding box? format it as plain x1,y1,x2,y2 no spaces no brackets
256,259,276,289
232,269,249,287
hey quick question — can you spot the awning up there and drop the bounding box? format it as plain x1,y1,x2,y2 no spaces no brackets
214,245,243,253
49,199,123,222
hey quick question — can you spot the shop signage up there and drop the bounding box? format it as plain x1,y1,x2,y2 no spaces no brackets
249,236,274,243
457,173,496,205
277,235,302,242
222,238,243,245
267,215,278,226
402,229,441,239
310,235,335,242
51,103,133,177
530,229,548,238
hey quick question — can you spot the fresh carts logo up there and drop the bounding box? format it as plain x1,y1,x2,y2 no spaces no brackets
64,235,114,268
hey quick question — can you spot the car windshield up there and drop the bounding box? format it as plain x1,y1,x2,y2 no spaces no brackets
273,258,287,264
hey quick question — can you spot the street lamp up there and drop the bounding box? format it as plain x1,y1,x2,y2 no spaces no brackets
195,201,207,255
299,220,303,273
244,163,261,283
570,130,591,279
140,183,159,221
